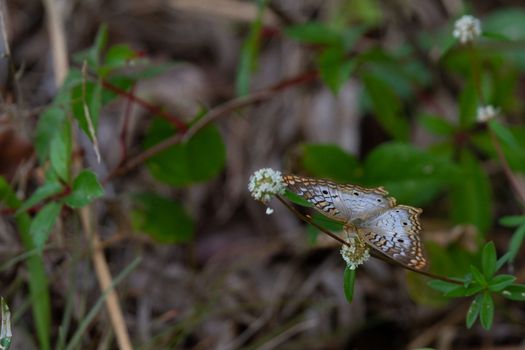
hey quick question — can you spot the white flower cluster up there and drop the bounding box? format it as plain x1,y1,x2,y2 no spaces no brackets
248,168,286,203
340,236,370,270
453,15,482,44
477,105,499,123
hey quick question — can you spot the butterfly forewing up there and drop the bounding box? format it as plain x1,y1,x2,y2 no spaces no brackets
283,175,396,223
358,205,427,270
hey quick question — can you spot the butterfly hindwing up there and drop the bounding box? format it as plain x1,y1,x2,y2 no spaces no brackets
283,175,396,223
358,205,427,270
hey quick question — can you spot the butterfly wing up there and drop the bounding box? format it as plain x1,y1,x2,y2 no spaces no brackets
358,205,427,270
283,175,396,223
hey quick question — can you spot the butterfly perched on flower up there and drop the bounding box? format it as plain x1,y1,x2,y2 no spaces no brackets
283,175,428,270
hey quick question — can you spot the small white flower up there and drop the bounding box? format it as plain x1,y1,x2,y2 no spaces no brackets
265,207,274,215
453,15,482,44
477,105,499,122
340,236,370,270
248,168,286,203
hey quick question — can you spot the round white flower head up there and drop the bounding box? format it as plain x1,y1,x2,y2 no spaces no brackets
248,168,286,203
340,236,370,270
477,105,499,123
453,15,482,44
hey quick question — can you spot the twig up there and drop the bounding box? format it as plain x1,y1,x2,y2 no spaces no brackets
42,0,68,86
275,195,463,285
100,79,188,131
117,83,136,166
104,70,318,182
43,0,133,348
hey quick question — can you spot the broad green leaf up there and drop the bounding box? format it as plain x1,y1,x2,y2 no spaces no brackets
29,202,62,250
500,284,525,301
343,266,356,303
0,297,11,350
285,22,341,45
0,178,51,350
53,69,83,106
318,47,356,93
470,265,486,286
507,225,525,263
144,119,226,187
362,73,409,141
363,142,457,206
481,242,497,278
419,114,456,136
283,189,312,207
99,44,137,76
63,170,104,208
235,0,265,96
17,182,63,214
466,293,483,329
300,143,360,183
450,151,492,234
307,212,344,243
71,80,102,141
479,292,494,330
35,107,65,163
458,80,478,129
49,120,72,182
488,274,516,292
131,193,194,243
500,215,525,227
427,279,462,294
483,8,525,68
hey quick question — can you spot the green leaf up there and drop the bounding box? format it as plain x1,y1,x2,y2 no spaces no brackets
362,73,409,141
35,106,66,163
307,212,344,241
318,47,356,93
75,24,108,69
63,170,104,208
507,224,525,263
481,242,497,279
500,215,525,227
343,266,356,303
131,193,194,243
500,284,525,301
419,114,456,136
300,143,360,183
71,80,102,142
479,292,494,330
29,202,62,250
235,0,265,96
496,252,511,271
470,265,486,286
450,151,492,234
283,189,312,207
427,279,462,294
445,283,484,297
0,178,51,350
99,44,137,76
144,119,226,187
466,293,483,329
0,297,12,350
489,120,522,149
17,182,63,214
363,142,457,206
458,80,478,129
285,22,342,45
49,120,72,182
488,274,516,292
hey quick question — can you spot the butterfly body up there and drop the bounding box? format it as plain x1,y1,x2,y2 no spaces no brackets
283,175,427,270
